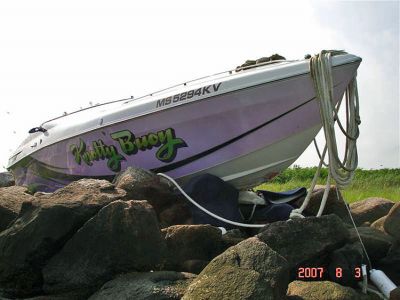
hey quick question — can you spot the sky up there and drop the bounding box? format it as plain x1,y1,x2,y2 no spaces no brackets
0,0,399,172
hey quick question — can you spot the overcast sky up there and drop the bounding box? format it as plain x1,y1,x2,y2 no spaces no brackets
0,0,399,172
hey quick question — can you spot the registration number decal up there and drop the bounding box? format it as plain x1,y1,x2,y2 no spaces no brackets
156,82,222,108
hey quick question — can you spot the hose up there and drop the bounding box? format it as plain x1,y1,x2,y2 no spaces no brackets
157,173,266,228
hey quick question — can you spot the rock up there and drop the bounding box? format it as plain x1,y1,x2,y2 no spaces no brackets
257,214,349,271
390,287,400,300
377,241,400,286
158,200,192,228
113,167,191,227
287,280,380,300
88,271,196,300
328,243,364,287
222,229,248,249
183,237,290,300
371,216,387,233
350,198,394,226
294,185,351,223
162,224,223,272
0,172,14,188
0,186,34,232
349,227,394,262
180,260,209,274
21,291,89,299
384,202,400,240
113,167,174,212
43,200,166,297
0,179,125,298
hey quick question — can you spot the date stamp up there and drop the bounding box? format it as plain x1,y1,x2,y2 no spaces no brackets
297,267,362,280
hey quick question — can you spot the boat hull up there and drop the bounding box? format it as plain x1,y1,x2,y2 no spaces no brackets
9,58,360,191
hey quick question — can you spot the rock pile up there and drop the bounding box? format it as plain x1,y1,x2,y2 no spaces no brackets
0,172,14,188
0,168,398,299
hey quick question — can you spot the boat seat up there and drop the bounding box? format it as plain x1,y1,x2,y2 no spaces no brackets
257,187,307,204
238,191,267,205
238,187,306,205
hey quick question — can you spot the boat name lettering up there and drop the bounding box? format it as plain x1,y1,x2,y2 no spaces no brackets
156,82,222,108
70,128,187,172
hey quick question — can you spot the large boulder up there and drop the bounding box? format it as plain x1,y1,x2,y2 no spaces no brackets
88,271,196,300
162,224,223,273
222,229,248,248
377,241,400,286
390,288,400,300
257,214,349,271
348,227,394,262
384,202,400,241
113,167,191,227
0,179,125,298
0,186,34,232
43,200,166,297
350,198,394,226
370,216,387,233
294,185,351,223
0,172,14,188
20,291,89,299
113,167,174,211
183,237,290,300
327,243,364,287
287,280,380,300
158,200,192,228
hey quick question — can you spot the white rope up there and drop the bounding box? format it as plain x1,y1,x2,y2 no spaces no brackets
290,50,361,219
310,50,360,189
289,145,327,219
337,187,372,270
157,173,266,228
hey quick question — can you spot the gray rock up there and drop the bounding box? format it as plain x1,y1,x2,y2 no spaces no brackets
89,271,196,300
0,172,14,188
180,260,209,274
113,167,173,211
0,186,34,232
328,243,364,287
349,227,394,262
158,201,192,228
378,241,400,286
287,280,380,300
183,237,290,300
294,185,351,223
113,167,191,227
20,290,89,299
384,202,400,241
222,229,248,248
370,216,387,233
350,198,394,226
162,224,223,272
257,214,349,271
390,287,400,300
43,200,166,297
0,179,125,298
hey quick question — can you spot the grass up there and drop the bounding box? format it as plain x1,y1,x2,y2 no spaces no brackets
257,167,400,203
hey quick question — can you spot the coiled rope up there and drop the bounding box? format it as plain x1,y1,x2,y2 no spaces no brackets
290,50,361,219
289,50,372,277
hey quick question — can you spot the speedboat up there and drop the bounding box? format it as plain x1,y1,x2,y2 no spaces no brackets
7,53,362,192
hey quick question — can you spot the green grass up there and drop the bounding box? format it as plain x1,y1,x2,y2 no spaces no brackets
256,167,400,203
